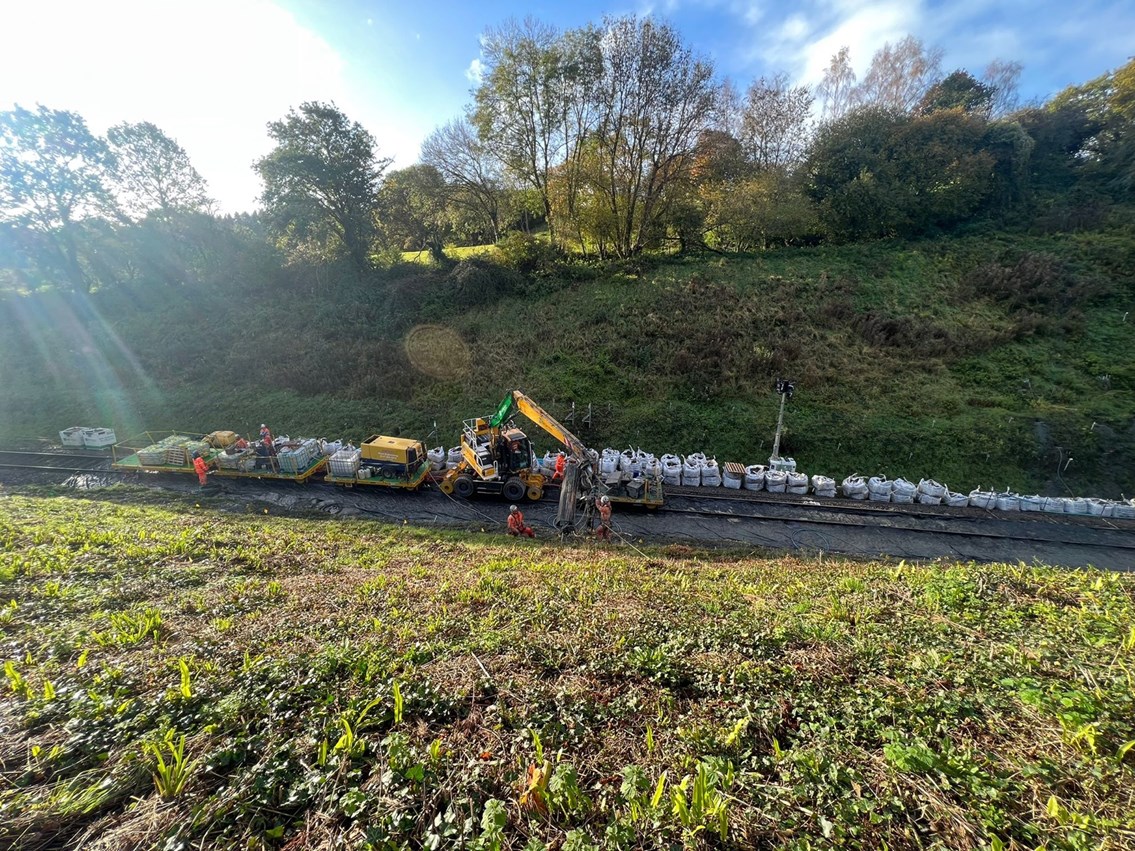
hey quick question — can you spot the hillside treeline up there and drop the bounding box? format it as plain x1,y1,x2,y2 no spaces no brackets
1,15,1133,294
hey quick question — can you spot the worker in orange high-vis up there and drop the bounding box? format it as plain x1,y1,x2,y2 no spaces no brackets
506,505,535,538
193,453,209,487
596,494,612,542
553,451,566,481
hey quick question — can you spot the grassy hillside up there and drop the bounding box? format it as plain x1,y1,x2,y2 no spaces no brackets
1,218,1134,495
2,487,1134,849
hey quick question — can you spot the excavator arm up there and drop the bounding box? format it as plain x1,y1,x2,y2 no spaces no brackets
489,390,589,461
489,390,596,534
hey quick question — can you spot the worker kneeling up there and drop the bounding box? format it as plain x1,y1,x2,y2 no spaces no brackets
596,495,612,542
506,505,535,538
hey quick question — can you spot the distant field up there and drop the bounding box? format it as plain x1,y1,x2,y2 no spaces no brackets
3,486,1134,849
400,243,500,263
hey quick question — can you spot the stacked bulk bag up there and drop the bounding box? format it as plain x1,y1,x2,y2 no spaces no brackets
1019,494,1043,512
661,455,682,486
321,439,344,457
765,469,788,494
723,465,744,490
841,475,868,499
427,446,446,471
892,478,917,504
216,448,254,470
619,449,641,475
600,450,620,476
446,447,463,469
1114,501,1135,520
702,459,722,487
969,489,996,509
786,471,809,494
1064,498,1089,515
916,479,946,505
868,476,892,503
641,454,661,478
995,492,1020,511
681,456,702,487
945,490,970,508
811,475,836,498
744,465,767,491
1041,496,1066,513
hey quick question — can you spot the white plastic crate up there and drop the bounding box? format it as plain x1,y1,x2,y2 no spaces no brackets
60,426,88,447
82,427,117,448
329,447,361,478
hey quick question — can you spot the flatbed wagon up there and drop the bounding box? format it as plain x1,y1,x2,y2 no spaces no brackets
324,459,431,489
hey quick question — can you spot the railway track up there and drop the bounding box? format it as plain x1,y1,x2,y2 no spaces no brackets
0,449,114,473
3,447,1133,569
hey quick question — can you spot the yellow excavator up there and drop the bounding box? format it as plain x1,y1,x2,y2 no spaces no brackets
438,390,661,532
438,390,586,501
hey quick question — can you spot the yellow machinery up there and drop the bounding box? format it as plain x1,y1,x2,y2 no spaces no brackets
324,434,432,488
438,390,588,503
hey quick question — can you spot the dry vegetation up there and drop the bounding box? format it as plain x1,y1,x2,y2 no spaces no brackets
2,485,1134,849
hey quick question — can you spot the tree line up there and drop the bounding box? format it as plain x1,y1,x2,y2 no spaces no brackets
1,14,1133,293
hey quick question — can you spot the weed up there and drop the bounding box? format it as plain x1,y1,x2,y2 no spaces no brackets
144,731,195,799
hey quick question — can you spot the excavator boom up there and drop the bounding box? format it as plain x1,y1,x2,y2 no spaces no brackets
490,391,589,460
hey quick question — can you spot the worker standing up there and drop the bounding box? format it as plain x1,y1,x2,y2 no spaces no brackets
506,505,535,538
553,451,566,481
192,453,209,487
596,495,612,542
260,424,273,446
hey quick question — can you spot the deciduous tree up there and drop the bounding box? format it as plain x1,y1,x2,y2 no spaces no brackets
817,46,857,122
421,118,504,242
858,36,943,113
740,73,813,171
107,122,211,221
0,105,115,291
255,102,388,275
592,15,716,257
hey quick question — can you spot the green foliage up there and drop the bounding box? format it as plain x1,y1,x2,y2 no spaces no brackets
255,101,389,274
144,731,195,799
2,492,1135,848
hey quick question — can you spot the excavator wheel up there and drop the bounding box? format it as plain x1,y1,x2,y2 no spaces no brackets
502,477,527,503
527,486,543,501
454,475,475,498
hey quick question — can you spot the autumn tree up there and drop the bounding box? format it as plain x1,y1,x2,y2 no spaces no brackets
739,73,813,171
421,118,504,242
857,36,943,112
591,15,716,257
0,105,115,291
255,102,388,275
983,59,1023,118
107,121,211,220
817,46,857,122
472,17,567,239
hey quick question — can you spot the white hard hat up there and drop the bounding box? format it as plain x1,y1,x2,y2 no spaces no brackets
509,505,518,511
600,495,610,504
261,424,266,428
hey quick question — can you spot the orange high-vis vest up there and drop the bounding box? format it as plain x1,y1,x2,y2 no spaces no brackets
507,511,526,533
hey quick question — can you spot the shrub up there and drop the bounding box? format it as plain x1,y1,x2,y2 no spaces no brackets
494,232,562,275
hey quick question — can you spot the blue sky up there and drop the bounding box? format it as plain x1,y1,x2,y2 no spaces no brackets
1,0,1131,212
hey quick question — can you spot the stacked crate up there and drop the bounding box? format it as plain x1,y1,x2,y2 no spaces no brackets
277,439,320,474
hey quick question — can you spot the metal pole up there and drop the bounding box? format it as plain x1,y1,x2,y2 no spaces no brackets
771,390,787,461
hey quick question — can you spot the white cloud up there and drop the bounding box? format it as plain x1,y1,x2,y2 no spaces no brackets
0,0,360,212
465,58,484,83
